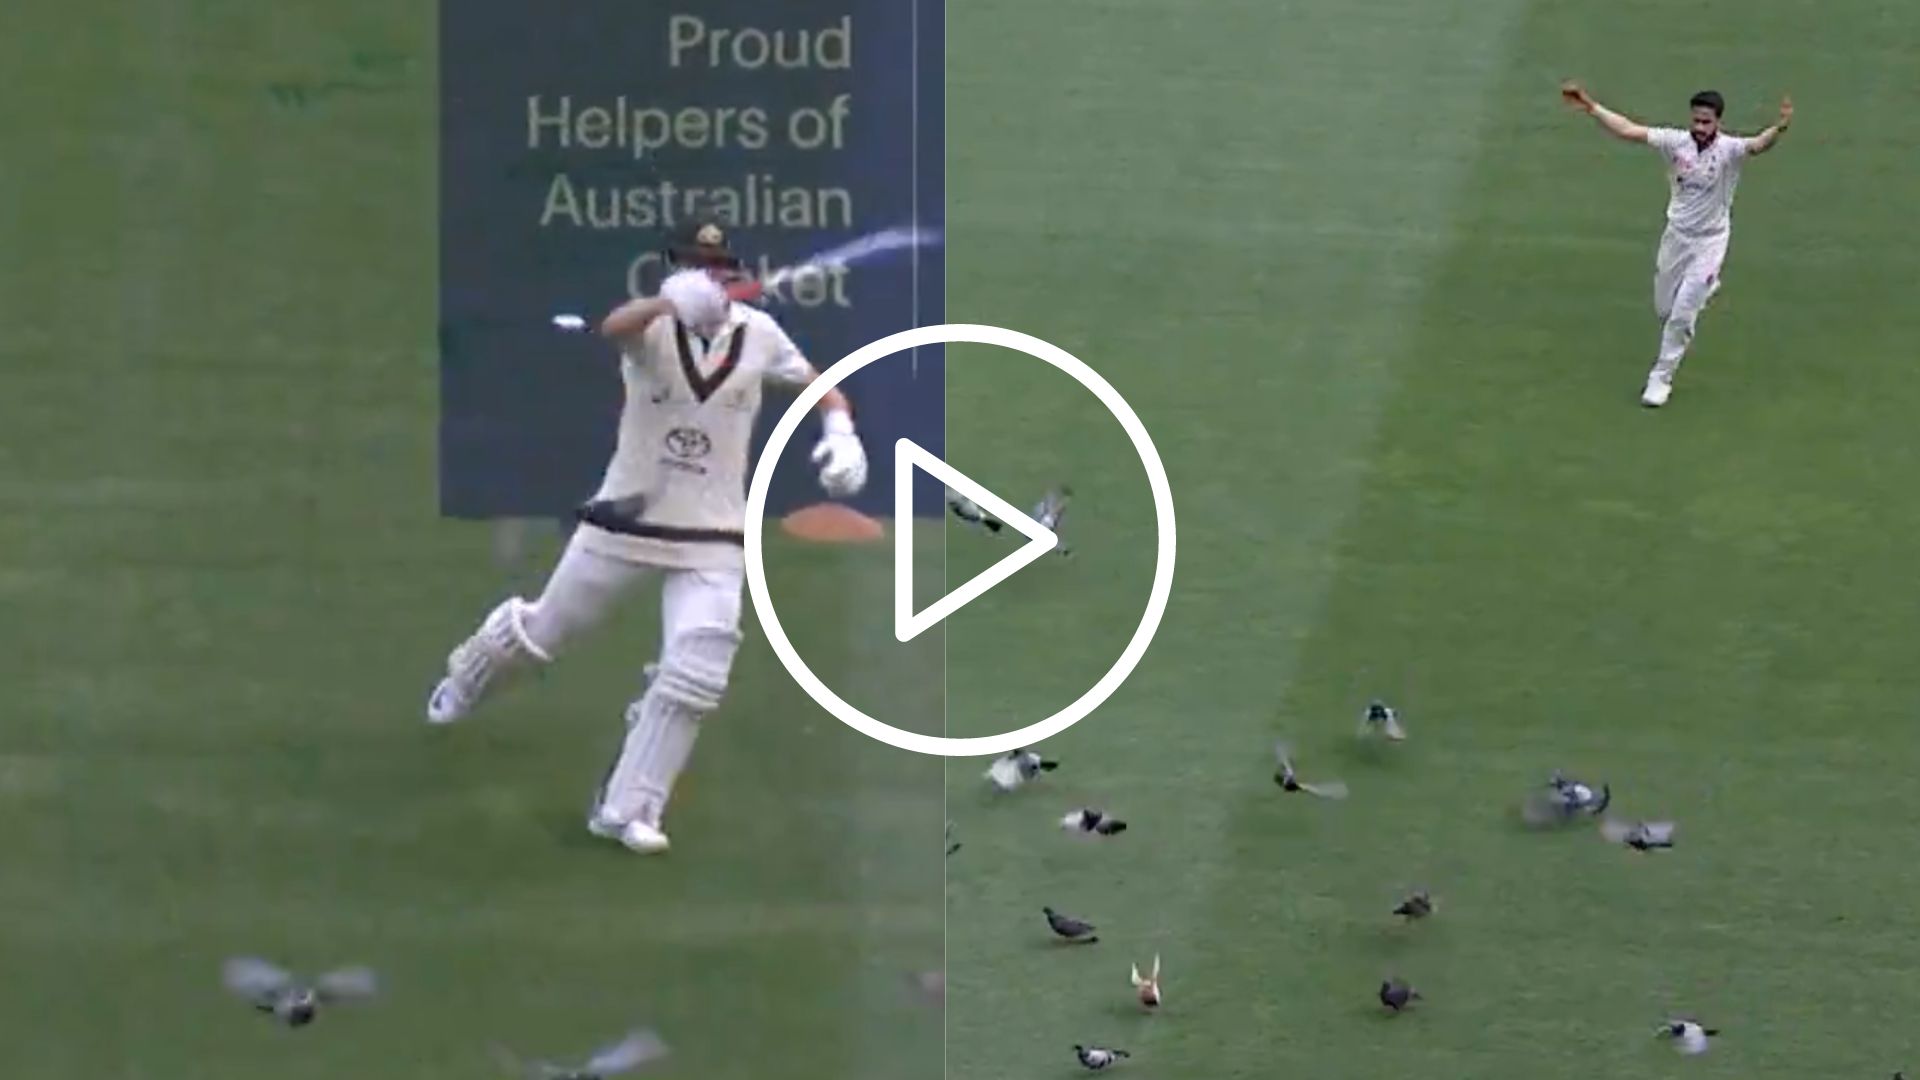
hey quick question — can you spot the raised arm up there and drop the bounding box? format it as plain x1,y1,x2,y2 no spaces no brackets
1745,95,1793,155
1561,80,1651,143
600,270,728,342
598,295,673,341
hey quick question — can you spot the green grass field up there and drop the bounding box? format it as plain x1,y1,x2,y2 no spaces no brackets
5,0,1919,1077
0,3,942,1078
944,1,1920,1079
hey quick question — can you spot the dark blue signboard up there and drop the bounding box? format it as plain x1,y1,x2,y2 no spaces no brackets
440,0,943,520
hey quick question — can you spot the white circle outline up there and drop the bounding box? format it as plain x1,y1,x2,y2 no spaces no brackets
744,324,1177,758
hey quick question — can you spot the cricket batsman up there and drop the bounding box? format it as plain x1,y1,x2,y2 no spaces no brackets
425,222,869,855
1561,82,1792,407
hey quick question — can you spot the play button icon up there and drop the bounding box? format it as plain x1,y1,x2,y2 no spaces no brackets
892,439,1057,642
744,323,1177,758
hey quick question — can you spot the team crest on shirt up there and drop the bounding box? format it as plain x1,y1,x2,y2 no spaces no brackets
663,426,712,472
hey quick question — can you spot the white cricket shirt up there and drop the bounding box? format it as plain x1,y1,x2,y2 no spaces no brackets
1646,127,1754,238
576,302,816,570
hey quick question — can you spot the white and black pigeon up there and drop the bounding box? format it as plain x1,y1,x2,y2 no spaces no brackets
491,1028,670,1079
1061,808,1128,836
947,489,1002,533
986,748,1058,792
222,956,378,1027
1273,741,1349,799
1522,770,1611,825
1657,1019,1717,1056
1360,700,1406,741
1032,485,1073,556
1075,1045,1129,1070
1602,818,1677,851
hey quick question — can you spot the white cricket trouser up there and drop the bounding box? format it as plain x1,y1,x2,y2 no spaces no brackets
516,530,743,834
1650,227,1730,382
518,533,744,663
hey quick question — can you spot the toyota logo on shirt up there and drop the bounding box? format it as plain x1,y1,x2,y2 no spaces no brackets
664,427,712,460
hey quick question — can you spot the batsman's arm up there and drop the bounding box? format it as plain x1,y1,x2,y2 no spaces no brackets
787,365,864,496
764,328,855,421
1561,80,1650,142
599,296,673,342
814,381,853,420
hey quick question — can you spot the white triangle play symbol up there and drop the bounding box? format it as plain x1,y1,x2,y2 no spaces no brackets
894,438,1059,642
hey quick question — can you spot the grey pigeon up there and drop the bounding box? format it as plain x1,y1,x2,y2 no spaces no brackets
947,489,1003,533
1657,1019,1716,1055
986,748,1059,792
1273,741,1349,799
1392,890,1434,921
1044,907,1098,944
575,493,653,534
1379,978,1421,1012
1075,1045,1129,1070
945,820,961,856
1602,818,1676,851
1523,771,1610,825
222,956,378,1027
1031,486,1073,556
492,1028,670,1079
1061,808,1128,836
1360,700,1406,741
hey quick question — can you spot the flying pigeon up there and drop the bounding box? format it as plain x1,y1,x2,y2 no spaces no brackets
222,956,379,1027
1392,890,1435,921
491,1029,670,1079
1602,818,1676,851
1524,771,1611,824
1031,486,1073,556
947,489,1003,533
1043,907,1099,944
1061,808,1128,836
1273,741,1349,799
1360,700,1406,741
986,748,1058,792
946,821,961,856
1129,955,1162,1008
908,970,945,1005
1657,1019,1716,1056
1379,978,1421,1012
1075,1045,1129,1070
575,493,653,535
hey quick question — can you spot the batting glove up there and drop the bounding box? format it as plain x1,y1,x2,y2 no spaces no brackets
811,410,868,497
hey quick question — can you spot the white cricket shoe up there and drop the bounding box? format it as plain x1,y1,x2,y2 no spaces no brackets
1640,375,1672,408
586,811,671,855
425,677,472,725
618,820,671,855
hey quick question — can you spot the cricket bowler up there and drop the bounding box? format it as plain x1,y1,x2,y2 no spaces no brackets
1561,82,1793,407
425,222,869,855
